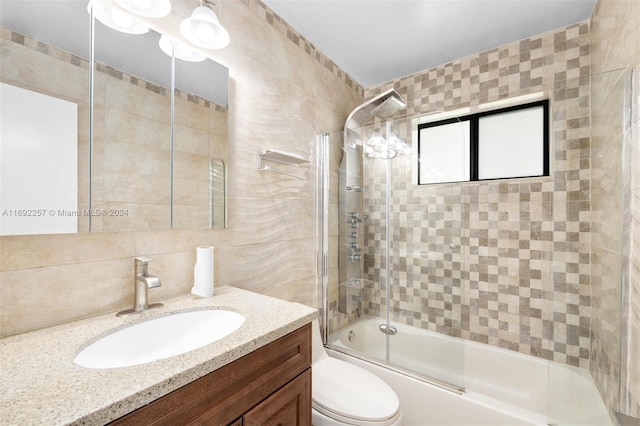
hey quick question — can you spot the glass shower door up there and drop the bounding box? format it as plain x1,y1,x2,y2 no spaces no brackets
546,68,630,426
326,109,467,392
379,116,466,390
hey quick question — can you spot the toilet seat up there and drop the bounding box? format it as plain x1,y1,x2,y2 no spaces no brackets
313,357,401,425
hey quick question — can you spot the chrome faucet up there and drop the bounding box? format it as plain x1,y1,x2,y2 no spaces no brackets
117,257,163,317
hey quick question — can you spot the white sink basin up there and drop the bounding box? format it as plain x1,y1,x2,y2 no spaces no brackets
74,309,245,369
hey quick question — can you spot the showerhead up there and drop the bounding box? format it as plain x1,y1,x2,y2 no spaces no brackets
345,89,407,130
369,94,406,119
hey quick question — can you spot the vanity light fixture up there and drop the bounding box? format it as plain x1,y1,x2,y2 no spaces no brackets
159,34,206,62
180,0,230,50
114,0,172,18
87,0,149,35
366,128,385,147
365,127,411,159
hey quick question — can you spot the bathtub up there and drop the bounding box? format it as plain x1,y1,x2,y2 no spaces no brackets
327,316,612,426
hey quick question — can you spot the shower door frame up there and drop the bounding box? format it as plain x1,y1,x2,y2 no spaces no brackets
319,111,468,395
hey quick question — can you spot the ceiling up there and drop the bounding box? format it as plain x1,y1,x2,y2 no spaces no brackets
262,0,597,88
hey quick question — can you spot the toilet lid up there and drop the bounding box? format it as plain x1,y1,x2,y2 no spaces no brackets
313,357,400,423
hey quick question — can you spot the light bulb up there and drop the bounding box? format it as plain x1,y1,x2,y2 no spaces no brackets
111,7,133,28
89,0,148,34
115,0,171,17
366,129,385,147
394,141,409,151
180,5,229,49
196,22,215,42
388,128,403,148
158,34,205,62
380,150,397,159
177,43,194,58
375,141,390,152
132,0,151,8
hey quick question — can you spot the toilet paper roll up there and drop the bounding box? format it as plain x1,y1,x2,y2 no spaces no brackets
191,246,214,298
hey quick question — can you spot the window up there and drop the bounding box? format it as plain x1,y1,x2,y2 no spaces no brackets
417,100,549,185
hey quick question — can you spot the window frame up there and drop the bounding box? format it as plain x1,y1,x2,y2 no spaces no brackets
417,99,550,185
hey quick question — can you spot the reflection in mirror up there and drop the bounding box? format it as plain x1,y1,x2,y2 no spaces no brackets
210,158,226,229
92,26,172,232
93,7,229,232
0,1,229,234
0,83,79,235
172,55,228,230
0,1,91,234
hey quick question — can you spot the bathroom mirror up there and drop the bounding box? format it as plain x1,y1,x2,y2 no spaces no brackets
0,0,229,235
0,1,91,235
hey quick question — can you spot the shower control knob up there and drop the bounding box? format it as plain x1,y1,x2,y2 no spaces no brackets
350,232,359,238
349,253,362,262
349,212,359,219
348,218,362,228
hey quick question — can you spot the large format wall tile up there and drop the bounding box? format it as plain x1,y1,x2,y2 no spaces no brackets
590,0,640,415
0,0,363,337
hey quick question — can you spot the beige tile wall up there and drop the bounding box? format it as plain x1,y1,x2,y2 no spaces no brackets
590,0,640,417
172,91,228,230
92,67,172,232
589,68,629,417
0,0,363,337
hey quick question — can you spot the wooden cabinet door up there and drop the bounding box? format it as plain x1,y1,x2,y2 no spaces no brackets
243,369,311,426
110,325,311,426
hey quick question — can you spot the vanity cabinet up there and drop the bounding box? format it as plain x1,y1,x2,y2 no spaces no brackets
110,324,311,426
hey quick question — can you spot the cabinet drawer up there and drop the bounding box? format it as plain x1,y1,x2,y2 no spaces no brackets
111,324,311,426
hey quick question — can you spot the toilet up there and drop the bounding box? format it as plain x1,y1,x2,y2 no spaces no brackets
312,320,402,426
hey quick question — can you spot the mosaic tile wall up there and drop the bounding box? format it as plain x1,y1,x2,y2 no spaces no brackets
360,22,593,367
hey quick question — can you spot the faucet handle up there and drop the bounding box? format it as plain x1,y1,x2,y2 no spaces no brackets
135,256,153,265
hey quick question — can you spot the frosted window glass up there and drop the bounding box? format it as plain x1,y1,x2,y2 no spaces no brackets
478,106,544,179
0,83,78,235
419,121,470,184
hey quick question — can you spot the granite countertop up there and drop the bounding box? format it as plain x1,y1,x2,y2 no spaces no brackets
0,286,317,425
